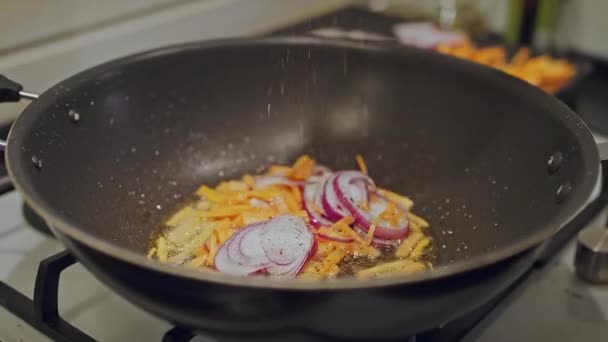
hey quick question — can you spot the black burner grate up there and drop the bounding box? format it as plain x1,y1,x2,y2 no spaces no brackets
0,249,529,342
0,251,94,342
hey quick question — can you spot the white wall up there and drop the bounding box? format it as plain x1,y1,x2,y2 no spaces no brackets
554,0,608,58
0,0,346,124
476,0,608,59
0,0,185,51
352,0,608,59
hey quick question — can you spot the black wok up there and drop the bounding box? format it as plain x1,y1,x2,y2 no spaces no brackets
0,37,602,339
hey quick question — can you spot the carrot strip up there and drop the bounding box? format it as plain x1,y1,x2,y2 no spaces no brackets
292,209,310,219
281,189,301,212
231,214,244,227
299,273,323,280
206,232,219,266
320,247,348,275
356,154,368,175
336,222,365,244
365,219,379,245
336,215,355,226
356,259,426,278
188,254,208,267
196,205,254,218
215,221,235,244
166,206,195,226
377,188,413,211
326,264,341,278
407,212,429,228
375,262,426,278
269,165,292,176
410,238,431,260
301,260,324,278
317,227,355,243
215,181,232,193
290,186,303,205
242,210,275,225
395,231,423,258
156,237,168,262
147,247,157,259
196,186,228,202
193,242,208,257
289,155,315,180
242,174,256,188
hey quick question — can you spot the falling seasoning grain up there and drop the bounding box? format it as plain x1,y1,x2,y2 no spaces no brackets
31,155,43,169
68,109,80,123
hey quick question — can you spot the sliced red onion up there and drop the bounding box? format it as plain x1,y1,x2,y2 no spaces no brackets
227,223,271,267
266,239,317,277
215,215,314,278
215,247,265,276
215,223,271,276
260,215,311,265
313,165,332,176
308,239,318,259
303,175,333,228
239,226,272,262
262,215,314,277
333,171,409,240
255,175,301,188
266,248,309,276
321,174,352,221
266,259,304,276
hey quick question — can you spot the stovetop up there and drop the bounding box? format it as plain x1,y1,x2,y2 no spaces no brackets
1,189,607,341
2,5,608,342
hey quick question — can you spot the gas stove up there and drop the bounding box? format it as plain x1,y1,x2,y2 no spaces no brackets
1,189,606,342
1,5,608,342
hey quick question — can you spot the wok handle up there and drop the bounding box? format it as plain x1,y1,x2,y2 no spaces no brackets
0,74,38,152
0,74,23,102
0,74,38,102
0,74,38,195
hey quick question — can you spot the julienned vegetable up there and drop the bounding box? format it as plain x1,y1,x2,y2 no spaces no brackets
333,171,410,240
149,154,434,279
215,215,315,277
303,174,333,228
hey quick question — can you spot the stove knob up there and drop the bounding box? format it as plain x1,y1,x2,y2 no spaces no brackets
574,225,608,283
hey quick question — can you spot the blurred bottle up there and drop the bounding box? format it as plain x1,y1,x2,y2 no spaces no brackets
436,0,488,35
505,0,562,50
533,0,561,51
365,0,489,35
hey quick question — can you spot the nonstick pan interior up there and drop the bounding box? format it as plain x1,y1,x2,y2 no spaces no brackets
6,37,599,280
